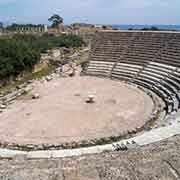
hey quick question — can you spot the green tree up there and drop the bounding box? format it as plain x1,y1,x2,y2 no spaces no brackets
0,34,85,80
0,22,3,28
48,14,63,28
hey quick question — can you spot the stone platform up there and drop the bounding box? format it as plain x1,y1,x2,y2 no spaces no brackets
0,76,154,148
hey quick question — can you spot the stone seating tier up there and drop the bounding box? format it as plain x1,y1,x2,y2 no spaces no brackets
87,31,180,114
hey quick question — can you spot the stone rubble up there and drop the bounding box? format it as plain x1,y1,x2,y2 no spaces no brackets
45,75,53,82
0,48,89,114
32,93,40,99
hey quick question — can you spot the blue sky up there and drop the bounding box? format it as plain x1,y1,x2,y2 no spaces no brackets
0,0,180,25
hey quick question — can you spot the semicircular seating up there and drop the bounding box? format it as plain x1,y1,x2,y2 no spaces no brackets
85,31,180,115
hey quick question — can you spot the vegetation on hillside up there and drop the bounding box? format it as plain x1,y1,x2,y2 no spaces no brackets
128,26,177,31
0,34,85,80
128,26,159,31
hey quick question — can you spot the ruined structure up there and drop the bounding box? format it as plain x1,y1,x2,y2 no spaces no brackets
1,30,180,179
86,30,180,115
14,24,48,33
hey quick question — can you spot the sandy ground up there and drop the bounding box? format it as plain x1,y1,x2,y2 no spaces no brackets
0,76,154,145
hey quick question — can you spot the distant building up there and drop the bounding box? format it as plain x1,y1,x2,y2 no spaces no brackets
94,24,102,28
15,25,47,33
5,24,48,34
71,23,95,29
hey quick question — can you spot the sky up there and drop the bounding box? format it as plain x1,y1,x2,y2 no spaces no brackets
0,0,180,25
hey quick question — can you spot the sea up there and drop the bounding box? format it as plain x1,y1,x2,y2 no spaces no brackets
112,25,180,31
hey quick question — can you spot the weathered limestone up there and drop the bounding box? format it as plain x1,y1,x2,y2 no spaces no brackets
86,95,95,103
0,104,6,109
32,93,40,99
45,76,53,82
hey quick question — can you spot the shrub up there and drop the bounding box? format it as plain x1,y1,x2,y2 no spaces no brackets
0,34,85,80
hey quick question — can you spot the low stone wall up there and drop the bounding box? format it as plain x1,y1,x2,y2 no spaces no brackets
0,82,33,112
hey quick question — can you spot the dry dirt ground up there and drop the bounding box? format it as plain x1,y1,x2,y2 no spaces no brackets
0,75,178,180
0,135,180,180
0,76,153,145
